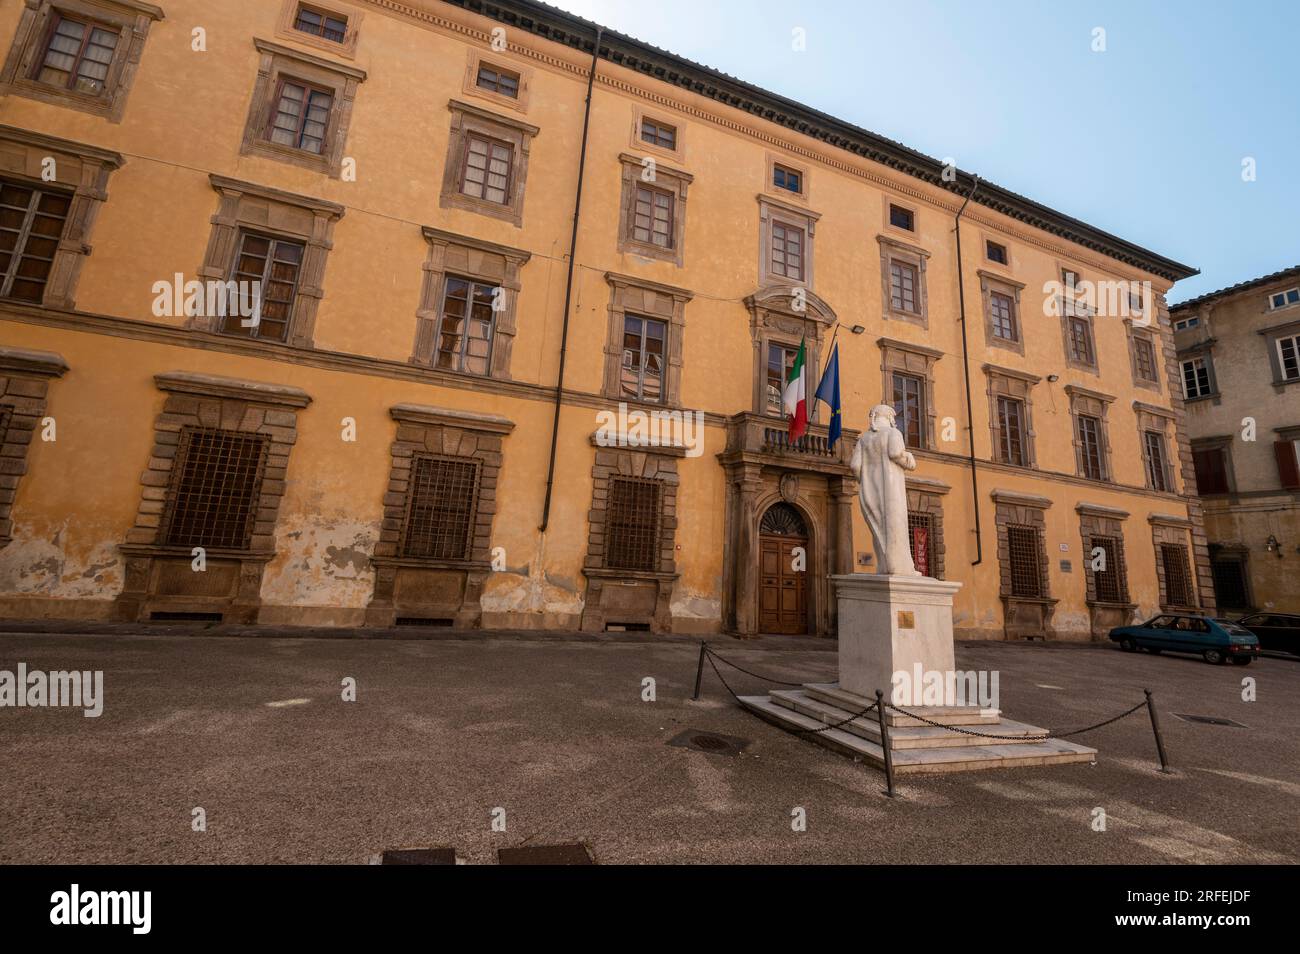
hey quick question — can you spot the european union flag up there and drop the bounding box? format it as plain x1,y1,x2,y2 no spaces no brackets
814,341,842,450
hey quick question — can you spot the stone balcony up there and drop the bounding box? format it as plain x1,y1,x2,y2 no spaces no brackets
721,412,856,474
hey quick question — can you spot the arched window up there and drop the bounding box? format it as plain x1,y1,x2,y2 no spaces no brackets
760,502,807,537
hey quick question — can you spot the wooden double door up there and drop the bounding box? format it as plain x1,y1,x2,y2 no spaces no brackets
758,501,810,635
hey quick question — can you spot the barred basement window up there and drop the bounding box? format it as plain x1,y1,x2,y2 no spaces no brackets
163,428,269,550
1160,543,1195,607
606,476,662,572
35,13,118,94
1007,524,1042,598
907,511,933,577
1089,535,1126,603
0,179,72,303
400,456,479,561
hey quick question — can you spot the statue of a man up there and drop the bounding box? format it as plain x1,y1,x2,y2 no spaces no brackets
851,404,920,576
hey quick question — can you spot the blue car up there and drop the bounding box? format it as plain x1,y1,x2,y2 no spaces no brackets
1109,614,1260,665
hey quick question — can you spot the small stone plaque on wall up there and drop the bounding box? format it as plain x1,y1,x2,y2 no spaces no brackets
897,610,915,629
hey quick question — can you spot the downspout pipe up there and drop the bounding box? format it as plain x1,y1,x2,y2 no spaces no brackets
539,27,602,532
954,175,983,566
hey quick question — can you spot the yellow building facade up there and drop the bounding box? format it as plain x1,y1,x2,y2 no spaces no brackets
0,0,1213,638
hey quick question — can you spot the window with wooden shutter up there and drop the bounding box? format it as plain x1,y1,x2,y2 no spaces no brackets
1275,440,1300,490
400,456,479,560
1145,430,1171,492
1007,525,1043,598
606,476,662,572
1077,414,1105,480
1192,447,1230,494
1133,336,1158,382
1160,543,1195,607
997,396,1027,466
0,179,72,304
162,428,269,551
267,78,334,154
35,13,119,94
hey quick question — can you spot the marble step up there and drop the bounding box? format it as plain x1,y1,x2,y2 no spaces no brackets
769,689,1044,749
804,683,1001,727
739,694,1097,774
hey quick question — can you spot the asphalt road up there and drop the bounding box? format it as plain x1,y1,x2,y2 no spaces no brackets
0,630,1296,864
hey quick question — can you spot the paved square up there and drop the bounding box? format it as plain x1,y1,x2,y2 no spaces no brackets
1,631,1296,864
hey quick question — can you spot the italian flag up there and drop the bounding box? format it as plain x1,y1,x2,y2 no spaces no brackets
783,337,808,441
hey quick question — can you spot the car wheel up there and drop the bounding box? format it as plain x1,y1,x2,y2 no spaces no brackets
1231,656,1252,666
1203,649,1224,665
1120,637,1136,652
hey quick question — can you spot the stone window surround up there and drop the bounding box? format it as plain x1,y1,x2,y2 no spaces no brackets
616,152,692,265
1124,318,1162,393
600,271,691,407
1065,384,1115,482
0,0,162,122
980,230,1013,270
906,474,949,580
1176,341,1219,403
882,193,919,238
983,363,1041,468
462,47,532,113
978,268,1025,355
879,337,942,451
745,284,836,418
438,99,539,227
240,38,367,179
629,104,685,164
1190,434,1237,495
190,174,345,350
365,404,514,628
1075,502,1133,607
410,226,530,381
0,346,68,548
1257,315,1300,390
878,234,931,328
1058,295,1100,374
581,436,681,633
0,124,123,310
991,488,1057,638
114,371,312,623
1208,543,1253,611
275,0,362,59
1148,512,1199,611
1134,400,1178,494
758,193,818,288
765,152,809,201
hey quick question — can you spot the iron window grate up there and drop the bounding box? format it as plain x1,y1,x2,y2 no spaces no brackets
1160,543,1195,607
907,511,933,577
606,476,662,572
401,455,479,561
1007,524,1043,598
163,428,269,550
1210,557,1249,609
1089,535,1127,603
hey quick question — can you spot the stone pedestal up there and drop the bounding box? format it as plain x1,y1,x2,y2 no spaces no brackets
832,573,962,701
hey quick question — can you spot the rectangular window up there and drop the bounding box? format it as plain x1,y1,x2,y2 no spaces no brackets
890,261,918,313
1068,315,1094,364
889,204,914,231
163,428,268,550
773,164,802,194
1173,316,1199,331
475,64,520,98
997,396,1027,466
1007,525,1043,598
1133,336,1158,381
1160,543,1195,607
632,185,673,248
1078,414,1105,480
639,119,677,150
989,291,1017,341
1211,557,1249,609
1062,268,1079,293
770,222,804,281
1268,288,1300,310
0,179,72,303
1088,535,1126,603
620,314,667,403
400,455,479,560
1181,357,1212,398
1276,335,1300,381
460,134,512,205
1192,446,1230,494
606,476,662,572
1145,430,1170,492
293,4,348,43
435,277,495,375
892,372,925,448
221,232,305,343
986,240,1008,265
267,78,333,154
766,343,797,415
908,512,933,577
34,14,119,94
1273,440,1300,490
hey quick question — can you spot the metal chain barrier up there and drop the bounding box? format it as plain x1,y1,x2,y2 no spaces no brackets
885,698,1149,742
701,647,877,735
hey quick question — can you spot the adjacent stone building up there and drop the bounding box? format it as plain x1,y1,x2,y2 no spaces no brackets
1170,265,1300,615
0,0,1212,638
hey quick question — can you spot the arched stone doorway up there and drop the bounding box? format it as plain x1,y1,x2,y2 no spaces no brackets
758,502,809,634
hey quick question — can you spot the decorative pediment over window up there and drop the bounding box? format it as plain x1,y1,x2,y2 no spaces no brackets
745,284,837,327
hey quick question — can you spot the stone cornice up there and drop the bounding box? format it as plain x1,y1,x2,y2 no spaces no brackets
153,371,312,408
0,124,124,168
208,174,346,218
253,37,368,81
422,226,531,263
1064,384,1117,404
878,337,943,360
1075,502,1131,520
448,97,540,136
990,489,1053,509
982,363,1042,385
0,346,68,378
604,271,693,301
1147,512,1193,528
390,403,516,433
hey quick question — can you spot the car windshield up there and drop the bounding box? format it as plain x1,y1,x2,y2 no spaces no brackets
1215,619,1253,635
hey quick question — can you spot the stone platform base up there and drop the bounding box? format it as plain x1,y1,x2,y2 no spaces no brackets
739,682,1096,775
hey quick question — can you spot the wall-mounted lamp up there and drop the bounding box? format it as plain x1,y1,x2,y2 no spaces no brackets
1047,374,1060,383
1265,534,1281,556
850,324,866,335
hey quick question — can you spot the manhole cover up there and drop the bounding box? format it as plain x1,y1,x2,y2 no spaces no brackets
667,728,750,757
1173,713,1248,728
497,843,593,865
381,847,457,865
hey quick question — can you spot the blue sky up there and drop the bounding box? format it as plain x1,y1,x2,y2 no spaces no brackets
550,0,1299,302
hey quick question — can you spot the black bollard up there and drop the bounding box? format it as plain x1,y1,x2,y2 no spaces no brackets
692,641,708,701
875,690,897,798
1144,688,1172,774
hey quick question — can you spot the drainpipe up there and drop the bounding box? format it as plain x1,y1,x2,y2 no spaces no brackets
539,27,602,532
954,175,983,566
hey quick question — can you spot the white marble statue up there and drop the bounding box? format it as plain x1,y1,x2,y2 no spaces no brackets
850,404,920,576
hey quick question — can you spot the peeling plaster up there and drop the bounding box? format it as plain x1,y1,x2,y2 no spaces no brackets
669,591,721,620
0,521,122,598
260,515,376,609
